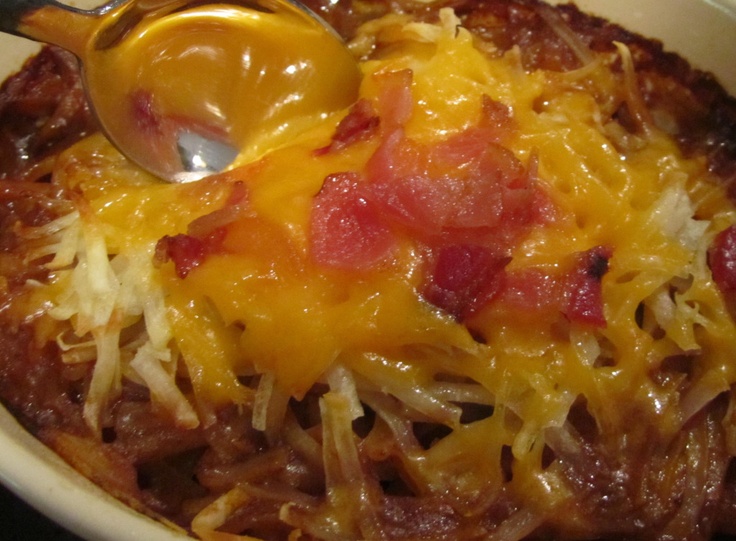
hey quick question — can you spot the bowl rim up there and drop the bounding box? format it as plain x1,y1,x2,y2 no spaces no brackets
0,406,189,540
545,0,736,95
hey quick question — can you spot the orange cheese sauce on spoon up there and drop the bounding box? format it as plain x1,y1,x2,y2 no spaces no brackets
13,0,361,181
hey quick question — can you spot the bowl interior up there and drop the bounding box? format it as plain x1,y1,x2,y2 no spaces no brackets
0,1,735,540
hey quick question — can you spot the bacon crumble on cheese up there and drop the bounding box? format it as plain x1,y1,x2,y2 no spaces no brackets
2,1,736,540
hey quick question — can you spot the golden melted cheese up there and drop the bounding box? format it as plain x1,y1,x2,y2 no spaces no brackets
18,9,736,504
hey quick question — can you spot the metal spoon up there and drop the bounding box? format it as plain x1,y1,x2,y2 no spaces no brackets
0,0,361,182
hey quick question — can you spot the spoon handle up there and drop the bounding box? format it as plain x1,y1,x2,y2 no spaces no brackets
0,0,99,54
0,0,61,35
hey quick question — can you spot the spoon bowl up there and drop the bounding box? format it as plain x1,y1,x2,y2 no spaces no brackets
1,0,361,181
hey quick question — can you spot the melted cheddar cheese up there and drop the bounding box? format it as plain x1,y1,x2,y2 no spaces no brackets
15,9,736,527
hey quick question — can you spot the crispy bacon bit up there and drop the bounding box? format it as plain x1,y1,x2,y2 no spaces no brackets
360,73,533,250
710,225,736,293
374,69,414,131
423,244,509,320
495,246,611,325
367,135,536,246
155,227,227,279
309,68,538,311
309,172,395,270
477,94,516,142
186,181,249,239
499,268,565,317
315,99,380,156
709,225,736,317
563,245,612,327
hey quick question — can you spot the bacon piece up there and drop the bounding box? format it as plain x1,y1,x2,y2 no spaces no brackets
563,245,612,327
325,69,413,175
365,125,453,238
186,181,249,239
373,69,414,131
710,225,736,293
368,134,534,247
474,94,516,143
423,244,509,320
310,75,536,281
494,246,611,326
709,225,736,315
498,268,565,317
309,172,395,270
155,227,227,279
314,99,380,156
363,78,533,248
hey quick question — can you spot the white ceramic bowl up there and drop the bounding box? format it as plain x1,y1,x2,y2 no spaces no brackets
1,1,735,539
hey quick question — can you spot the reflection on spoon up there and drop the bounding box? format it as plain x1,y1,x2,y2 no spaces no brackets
0,0,361,182
178,131,240,179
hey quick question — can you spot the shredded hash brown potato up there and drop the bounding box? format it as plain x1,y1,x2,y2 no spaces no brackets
1,1,736,539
